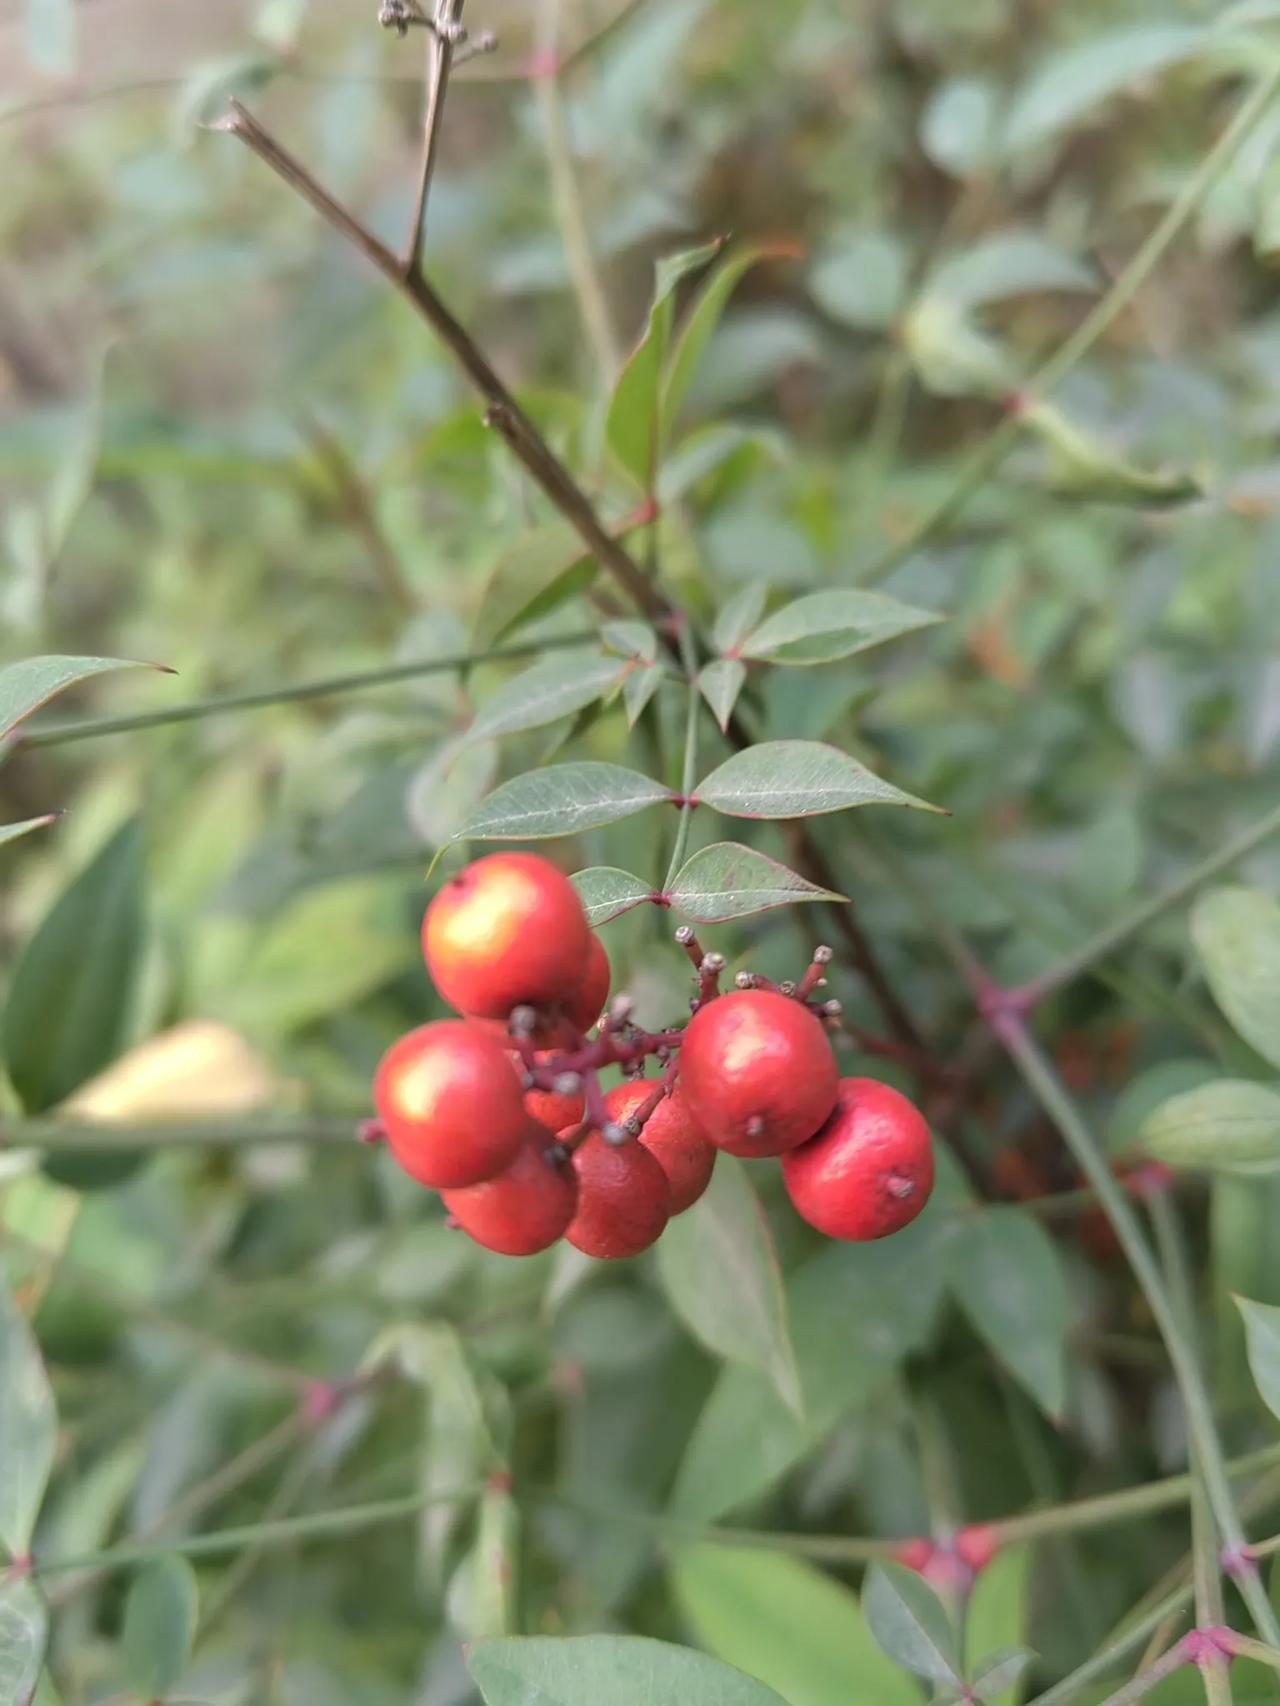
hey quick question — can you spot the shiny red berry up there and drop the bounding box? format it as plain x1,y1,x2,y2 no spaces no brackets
566,932,611,1033
564,1131,670,1259
513,1050,585,1133
679,990,838,1157
782,1077,935,1241
423,852,589,1020
441,1132,577,1256
604,1079,715,1215
375,1021,527,1189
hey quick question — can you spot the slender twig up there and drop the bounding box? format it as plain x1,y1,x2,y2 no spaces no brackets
20,631,593,748
305,415,416,612
863,57,1280,585
0,1116,362,1153
1033,1590,1194,1706
662,624,702,892
404,0,466,272
1098,1640,1194,1706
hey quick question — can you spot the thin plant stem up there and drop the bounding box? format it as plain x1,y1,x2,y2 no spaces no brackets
405,0,465,273
1100,1641,1193,1706
1,1115,362,1153
1226,1635,1280,1668
1027,1590,1193,1706
863,56,1280,585
662,624,702,893
20,632,593,748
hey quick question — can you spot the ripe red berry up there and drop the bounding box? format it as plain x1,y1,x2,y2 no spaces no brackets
782,1077,935,1241
375,1021,527,1189
441,1132,577,1256
567,932,611,1033
678,990,838,1158
564,1131,670,1259
954,1523,1001,1575
513,1050,585,1133
604,1079,715,1215
423,852,590,1021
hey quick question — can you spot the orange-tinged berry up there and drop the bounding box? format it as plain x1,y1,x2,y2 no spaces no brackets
423,852,589,1020
442,1130,576,1255
564,1130,670,1259
604,1079,715,1214
679,990,838,1157
782,1077,934,1241
567,932,611,1033
512,1049,586,1132
375,1021,527,1189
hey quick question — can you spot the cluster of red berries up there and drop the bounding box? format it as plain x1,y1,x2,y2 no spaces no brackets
372,851,936,1260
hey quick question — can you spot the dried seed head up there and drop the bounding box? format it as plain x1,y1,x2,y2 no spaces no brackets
675,926,695,945
700,952,726,975
602,1121,630,1148
813,945,834,965
779,980,797,997
735,971,756,990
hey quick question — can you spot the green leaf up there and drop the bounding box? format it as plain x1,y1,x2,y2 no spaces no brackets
473,523,595,648
664,244,783,434
0,656,156,744
1002,25,1207,155
456,763,673,842
0,1282,56,1559
671,1546,920,1706
697,661,747,733
948,1208,1069,1419
695,741,942,819
966,1546,1034,1706
3,818,146,1113
121,1556,198,1697
408,741,500,851
712,582,770,656
862,1563,962,1686
1142,1080,1280,1175
0,1578,46,1703
742,589,942,666
0,816,59,852
903,297,1016,399
571,867,657,927
468,1635,789,1706
667,843,843,923
1021,402,1202,508
921,77,998,178
1238,1297,1280,1423
467,655,628,743
656,1156,802,1417
809,231,907,331
602,620,658,663
1192,887,1280,1073
925,232,1097,310
623,662,668,727
449,1485,519,1640
24,0,75,73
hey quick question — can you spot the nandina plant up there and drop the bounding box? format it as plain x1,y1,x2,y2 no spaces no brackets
9,4,1280,1705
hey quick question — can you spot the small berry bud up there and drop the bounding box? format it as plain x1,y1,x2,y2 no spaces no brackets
602,1121,630,1147
608,994,635,1024
735,971,756,990
675,926,695,945
509,1005,539,1037
623,1115,644,1137
553,1071,582,1094
813,945,834,965
823,999,843,1018
779,980,797,997
700,953,726,975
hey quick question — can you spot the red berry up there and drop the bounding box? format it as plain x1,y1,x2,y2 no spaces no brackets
567,933,611,1033
782,1077,935,1241
604,1079,715,1215
679,990,838,1158
894,1539,936,1575
441,1131,577,1256
375,1022,527,1189
513,1050,585,1132
955,1523,1001,1574
423,852,590,1021
564,1131,670,1259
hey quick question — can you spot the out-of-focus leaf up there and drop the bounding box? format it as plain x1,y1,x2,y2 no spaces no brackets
121,1556,198,1697
656,1157,802,1416
3,818,145,1113
948,1209,1069,1419
448,1485,519,1641
696,660,746,732
0,1578,46,1703
467,655,627,743
455,763,672,842
602,620,658,663
0,1282,57,1559
623,661,668,726
1002,25,1208,154
1022,403,1202,507
23,0,75,74
1142,1080,1280,1174
664,244,787,432
1238,1297,1280,1422
571,867,657,926
667,843,843,923
473,522,594,649
0,816,59,851
174,53,277,140
1192,887,1280,1072
926,233,1097,309
408,741,500,850
742,588,942,666
695,741,942,818
862,1563,961,1686
0,656,156,743
60,1021,279,1123
810,231,907,331
972,1649,1037,1702
903,297,1016,398
671,1546,920,1706
468,1635,788,1706
966,1547,1033,1706
712,582,770,656
922,77,998,177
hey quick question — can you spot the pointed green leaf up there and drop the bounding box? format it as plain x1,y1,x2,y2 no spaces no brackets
0,656,158,744
671,1546,920,1706
966,1546,1034,1706
0,816,59,852
468,1636,789,1706
1192,887,1280,1073
922,77,999,178
664,243,784,433
1237,1297,1280,1423
467,655,627,743
657,1156,802,1416
0,1578,46,1703
1002,25,1207,154
863,1563,962,1687
695,741,943,819
473,523,596,649
623,661,668,727
809,230,907,331
1022,401,1201,507
926,232,1097,309
712,582,770,656
949,1208,1069,1419
3,817,146,1113
697,660,747,732
121,1556,198,1697
742,589,942,666
449,1484,519,1641
0,1283,57,1558
1142,1080,1280,1174
571,867,657,927
602,620,658,663
972,1647,1036,1702
668,842,843,924
456,763,673,842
